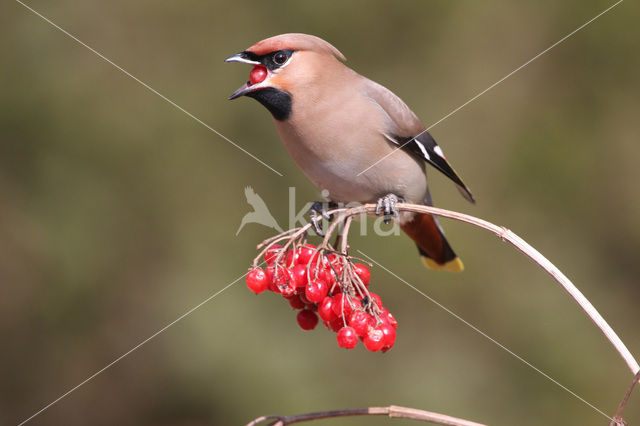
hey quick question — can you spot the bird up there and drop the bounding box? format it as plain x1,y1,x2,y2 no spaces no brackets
236,186,283,236
225,33,474,272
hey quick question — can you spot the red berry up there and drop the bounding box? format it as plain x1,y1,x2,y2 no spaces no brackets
271,268,293,294
379,323,397,352
363,327,385,352
321,268,337,287
305,278,329,303
354,264,371,286
306,250,320,266
249,65,268,85
337,326,358,349
291,264,308,288
380,308,398,329
332,293,354,318
366,292,383,309
265,265,275,280
280,281,296,297
348,310,373,337
297,289,312,305
297,244,316,265
285,249,299,267
266,267,281,292
246,268,269,294
327,317,344,332
318,296,337,321
296,309,318,330
264,244,282,265
288,295,306,310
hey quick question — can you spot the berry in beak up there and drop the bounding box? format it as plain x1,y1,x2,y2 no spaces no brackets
249,65,268,85
228,65,269,100
226,51,271,100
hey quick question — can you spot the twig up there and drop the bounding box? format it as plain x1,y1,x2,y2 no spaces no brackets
609,370,640,426
308,203,640,377
245,405,487,426
253,203,639,377
249,202,639,424
340,215,353,255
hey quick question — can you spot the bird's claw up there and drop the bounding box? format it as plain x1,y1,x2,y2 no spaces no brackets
309,209,325,236
309,201,336,236
375,194,403,224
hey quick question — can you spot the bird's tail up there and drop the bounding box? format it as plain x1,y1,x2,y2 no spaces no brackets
400,213,464,273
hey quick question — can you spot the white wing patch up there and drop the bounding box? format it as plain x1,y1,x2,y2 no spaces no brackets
414,140,430,160
383,132,475,204
384,133,431,160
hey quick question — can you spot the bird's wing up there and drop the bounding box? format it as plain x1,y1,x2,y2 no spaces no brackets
361,78,475,204
384,132,475,203
360,78,423,137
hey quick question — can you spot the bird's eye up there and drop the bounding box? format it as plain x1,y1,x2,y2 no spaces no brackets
273,52,288,65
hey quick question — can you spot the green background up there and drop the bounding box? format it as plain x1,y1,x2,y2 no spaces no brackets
2,1,639,425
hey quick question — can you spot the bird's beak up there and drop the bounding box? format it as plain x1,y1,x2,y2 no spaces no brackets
224,51,261,65
228,81,253,100
225,51,268,100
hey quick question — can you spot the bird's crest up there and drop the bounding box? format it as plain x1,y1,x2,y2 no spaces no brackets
246,33,346,61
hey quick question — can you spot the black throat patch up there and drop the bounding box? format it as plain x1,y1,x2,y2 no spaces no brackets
247,88,292,121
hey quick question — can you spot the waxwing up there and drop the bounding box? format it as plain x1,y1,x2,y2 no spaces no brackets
226,33,474,272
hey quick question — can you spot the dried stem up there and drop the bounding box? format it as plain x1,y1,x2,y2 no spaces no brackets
245,405,486,426
340,215,353,254
249,202,639,424
253,202,639,377
310,203,640,377
609,370,640,426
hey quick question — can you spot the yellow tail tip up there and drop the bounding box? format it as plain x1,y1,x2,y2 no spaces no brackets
422,256,464,273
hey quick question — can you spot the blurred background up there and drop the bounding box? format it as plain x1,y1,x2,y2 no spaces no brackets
1,0,639,424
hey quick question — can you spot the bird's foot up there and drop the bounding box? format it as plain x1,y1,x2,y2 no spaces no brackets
309,201,337,236
375,193,404,225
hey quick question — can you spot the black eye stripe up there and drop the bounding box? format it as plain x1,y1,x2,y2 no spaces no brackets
242,51,260,62
256,50,294,71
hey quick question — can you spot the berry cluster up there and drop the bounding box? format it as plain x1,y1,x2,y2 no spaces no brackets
246,243,398,352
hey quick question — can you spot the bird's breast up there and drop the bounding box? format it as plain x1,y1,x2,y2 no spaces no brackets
273,95,427,205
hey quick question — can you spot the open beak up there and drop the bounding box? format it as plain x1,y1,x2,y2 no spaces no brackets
225,51,270,100
224,51,260,65
228,81,252,100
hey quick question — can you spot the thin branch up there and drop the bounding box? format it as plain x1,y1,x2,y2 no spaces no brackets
609,370,640,426
249,202,639,425
245,405,487,426
316,202,640,377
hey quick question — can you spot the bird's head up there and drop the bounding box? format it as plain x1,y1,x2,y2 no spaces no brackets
225,33,346,121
